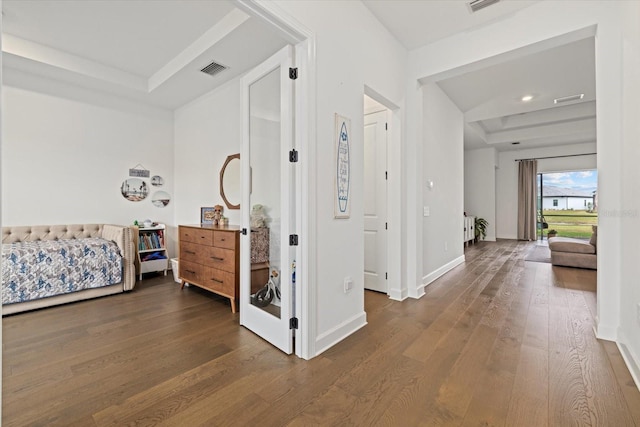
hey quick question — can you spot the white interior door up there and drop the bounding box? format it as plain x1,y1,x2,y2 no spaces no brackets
240,46,294,354
364,110,388,293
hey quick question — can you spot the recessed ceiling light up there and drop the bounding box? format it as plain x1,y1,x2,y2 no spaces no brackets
521,95,533,102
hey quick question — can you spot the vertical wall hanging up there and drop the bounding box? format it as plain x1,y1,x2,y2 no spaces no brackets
334,114,351,218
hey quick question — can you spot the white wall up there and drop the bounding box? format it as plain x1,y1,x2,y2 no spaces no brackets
619,0,640,386
1,85,176,252
173,77,243,228
495,142,596,239
422,84,465,284
464,147,497,241
273,0,407,355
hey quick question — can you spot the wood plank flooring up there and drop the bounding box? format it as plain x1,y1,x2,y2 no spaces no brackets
3,239,640,426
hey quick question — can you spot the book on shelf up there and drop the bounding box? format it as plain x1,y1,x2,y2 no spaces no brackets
139,230,165,251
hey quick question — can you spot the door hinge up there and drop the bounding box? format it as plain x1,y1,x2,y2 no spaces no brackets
289,234,299,246
385,122,388,131
289,149,299,163
289,67,298,80
385,171,388,180
241,228,248,235
385,272,388,280
385,222,388,230
290,317,299,329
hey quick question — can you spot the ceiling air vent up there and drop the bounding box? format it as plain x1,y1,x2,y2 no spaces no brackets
200,61,228,77
468,0,500,13
554,93,585,104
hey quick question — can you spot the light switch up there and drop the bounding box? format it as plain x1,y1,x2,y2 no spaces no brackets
424,206,430,217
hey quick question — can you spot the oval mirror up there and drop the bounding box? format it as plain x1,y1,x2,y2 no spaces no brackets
220,153,240,209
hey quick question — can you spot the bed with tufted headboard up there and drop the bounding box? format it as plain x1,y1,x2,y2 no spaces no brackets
1,224,136,315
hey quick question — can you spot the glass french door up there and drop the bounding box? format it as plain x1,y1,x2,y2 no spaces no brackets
239,46,294,354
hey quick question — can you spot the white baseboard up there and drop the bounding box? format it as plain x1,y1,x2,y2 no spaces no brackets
594,317,618,341
617,330,640,392
421,255,465,290
314,311,367,356
388,286,408,301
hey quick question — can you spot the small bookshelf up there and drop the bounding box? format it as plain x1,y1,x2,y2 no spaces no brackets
135,224,168,280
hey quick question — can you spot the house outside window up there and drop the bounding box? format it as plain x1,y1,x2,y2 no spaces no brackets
553,199,558,207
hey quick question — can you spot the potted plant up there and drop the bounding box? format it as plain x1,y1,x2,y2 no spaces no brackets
474,217,488,242
547,229,558,239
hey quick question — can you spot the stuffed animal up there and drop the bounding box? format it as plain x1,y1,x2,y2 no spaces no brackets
250,204,267,228
212,204,224,226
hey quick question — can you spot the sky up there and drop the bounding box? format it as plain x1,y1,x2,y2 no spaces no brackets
542,170,598,193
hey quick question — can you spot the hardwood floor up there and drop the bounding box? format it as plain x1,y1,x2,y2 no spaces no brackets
3,240,640,426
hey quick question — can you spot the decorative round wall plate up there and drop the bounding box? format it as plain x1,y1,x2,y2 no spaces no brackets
121,178,148,202
152,191,170,207
151,175,164,187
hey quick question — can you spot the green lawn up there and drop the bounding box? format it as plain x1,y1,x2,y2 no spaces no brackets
540,210,597,239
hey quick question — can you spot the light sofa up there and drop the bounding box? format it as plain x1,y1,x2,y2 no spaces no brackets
2,224,135,315
548,226,597,270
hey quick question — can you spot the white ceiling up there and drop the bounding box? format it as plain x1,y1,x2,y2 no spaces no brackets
362,0,596,152
2,0,597,152
1,0,289,110
362,0,541,50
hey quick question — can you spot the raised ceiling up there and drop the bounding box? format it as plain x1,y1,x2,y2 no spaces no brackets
437,37,596,151
1,0,289,110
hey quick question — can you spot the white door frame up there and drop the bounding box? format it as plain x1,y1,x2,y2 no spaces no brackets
235,0,316,359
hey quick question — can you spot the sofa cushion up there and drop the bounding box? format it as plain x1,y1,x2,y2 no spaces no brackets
549,237,596,254
589,225,597,248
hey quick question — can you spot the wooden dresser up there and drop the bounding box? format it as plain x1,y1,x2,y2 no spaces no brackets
178,224,240,312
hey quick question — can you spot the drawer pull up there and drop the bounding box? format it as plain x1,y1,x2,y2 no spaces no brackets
220,238,226,241
185,250,196,255
210,278,223,284
211,256,224,261
185,269,196,274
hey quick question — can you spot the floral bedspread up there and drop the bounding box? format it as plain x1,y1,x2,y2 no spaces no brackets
2,237,123,305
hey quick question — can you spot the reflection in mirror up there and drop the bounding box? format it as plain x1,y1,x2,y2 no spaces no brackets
220,154,240,209
248,67,282,317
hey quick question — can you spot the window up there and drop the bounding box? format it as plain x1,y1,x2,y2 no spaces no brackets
538,169,598,239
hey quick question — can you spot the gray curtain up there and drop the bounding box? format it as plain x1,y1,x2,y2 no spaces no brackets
517,159,537,240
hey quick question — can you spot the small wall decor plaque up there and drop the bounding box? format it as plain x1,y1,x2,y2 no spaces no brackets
129,164,150,178
334,113,351,218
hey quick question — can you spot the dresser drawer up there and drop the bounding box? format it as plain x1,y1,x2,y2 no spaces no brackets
201,267,235,296
180,241,202,263
213,230,236,250
203,246,235,273
179,259,204,283
180,227,213,245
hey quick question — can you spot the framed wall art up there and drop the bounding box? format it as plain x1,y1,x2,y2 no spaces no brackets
201,207,215,224
334,113,351,218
